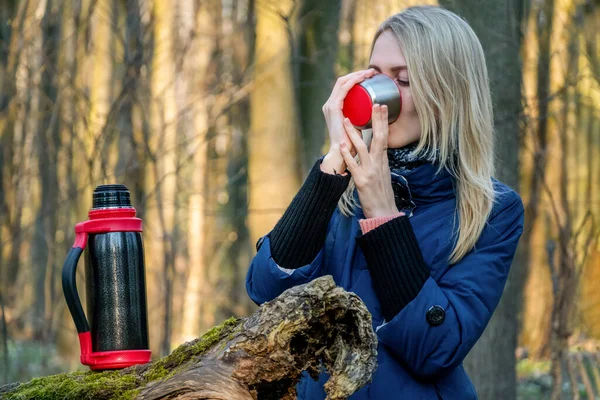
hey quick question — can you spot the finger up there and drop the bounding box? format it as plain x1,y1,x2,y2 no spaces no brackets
380,104,389,143
382,144,390,170
343,118,370,166
332,69,373,93
340,69,376,94
331,69,376,106
370,104,386,158
340,143,360,175
379,105,390,160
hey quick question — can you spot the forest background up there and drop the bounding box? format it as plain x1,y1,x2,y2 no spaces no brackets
0,0,599,399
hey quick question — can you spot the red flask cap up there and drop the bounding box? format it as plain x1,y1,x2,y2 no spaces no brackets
342,85,373,128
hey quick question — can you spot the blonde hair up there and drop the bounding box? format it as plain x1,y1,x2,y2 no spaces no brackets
340,6,495,264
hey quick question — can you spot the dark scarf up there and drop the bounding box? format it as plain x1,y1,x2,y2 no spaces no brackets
387,142,430,216
387,142,429,174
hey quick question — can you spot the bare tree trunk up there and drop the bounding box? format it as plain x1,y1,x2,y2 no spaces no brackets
547,234,580,400
115,0,147,211
11,0,39,326
54,0,87,363
337,0,357,75
437,1,524,399
0,0,30,302
0,289,8,384
296,0,342,174
176,0,220,343
548,5,585,398
0,276,378,400
218,0,255,321
520,0,556,359
248,0,302,248
149,0,178,356
30,0,62,342
574,352,595,400
0,0,18,297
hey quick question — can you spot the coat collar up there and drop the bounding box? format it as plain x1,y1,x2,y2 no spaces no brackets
354,162,456,219
392,162,455,207
352,162,455,220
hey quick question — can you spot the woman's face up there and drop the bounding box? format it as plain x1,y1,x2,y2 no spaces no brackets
369,30,422,149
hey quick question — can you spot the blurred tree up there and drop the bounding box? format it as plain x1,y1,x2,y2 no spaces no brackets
438,1,525,399
216,0,255,323
337,0,357,75
579,1,600,339
296,0,342,174
248,0,301,248
150,0,179,356
31,0,62,343
170,0,196,347
0,0,26,303
114,0,149,219
54,0,87,364
178,0,219,344
520,0,555,358
5,0,38,329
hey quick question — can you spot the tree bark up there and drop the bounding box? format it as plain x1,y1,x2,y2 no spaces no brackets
296,0,342,174
220,0,255,321
0,0,25,305
437,1,524,399
0,276,377,400
248,0,302,249
520,0,555,358
149,0,179,357
179,0,219,344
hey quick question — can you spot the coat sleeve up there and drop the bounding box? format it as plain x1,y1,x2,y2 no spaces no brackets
245,156,349,306
374,191,524,381
245,234,325,305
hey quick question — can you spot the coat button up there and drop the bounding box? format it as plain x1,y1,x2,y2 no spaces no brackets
256,236,265,251
426,305,445,326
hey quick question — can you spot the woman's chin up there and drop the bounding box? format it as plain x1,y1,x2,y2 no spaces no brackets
388,136,416,149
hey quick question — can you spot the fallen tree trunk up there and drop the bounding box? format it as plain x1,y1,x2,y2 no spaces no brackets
0,276,378,400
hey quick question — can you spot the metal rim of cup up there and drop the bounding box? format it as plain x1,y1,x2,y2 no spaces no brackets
354,74,402,130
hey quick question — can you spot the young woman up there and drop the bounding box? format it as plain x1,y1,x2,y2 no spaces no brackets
245,5,524,399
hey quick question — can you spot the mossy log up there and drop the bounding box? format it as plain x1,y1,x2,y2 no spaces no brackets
0,276,378,400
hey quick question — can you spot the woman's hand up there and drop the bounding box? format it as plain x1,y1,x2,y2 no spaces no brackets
321,69,376,175
340,104,400,218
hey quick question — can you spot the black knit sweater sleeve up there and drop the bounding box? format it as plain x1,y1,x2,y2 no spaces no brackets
356,216,430,321
269,158,351,269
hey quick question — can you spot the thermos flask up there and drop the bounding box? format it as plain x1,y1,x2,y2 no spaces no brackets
62,184,151,370
342,74,402,129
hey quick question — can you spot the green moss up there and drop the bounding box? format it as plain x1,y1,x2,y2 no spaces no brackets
142,365,169,382
3,370,141,400
141,316,240,384
3,317,242,399
114,389,140,400
172,317,240,361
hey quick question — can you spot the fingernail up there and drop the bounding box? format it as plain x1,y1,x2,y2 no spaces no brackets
340,142,347,148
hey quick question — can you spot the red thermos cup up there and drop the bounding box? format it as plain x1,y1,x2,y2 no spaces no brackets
342,74,402,129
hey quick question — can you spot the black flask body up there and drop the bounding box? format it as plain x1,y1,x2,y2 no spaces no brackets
85,231,149,352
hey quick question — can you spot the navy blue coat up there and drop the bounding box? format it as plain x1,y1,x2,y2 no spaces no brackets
245,161,524,399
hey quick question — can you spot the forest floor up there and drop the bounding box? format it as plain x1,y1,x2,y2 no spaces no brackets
517,353,600,399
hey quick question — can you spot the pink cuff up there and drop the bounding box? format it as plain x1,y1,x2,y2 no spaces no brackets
359,212,405,234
